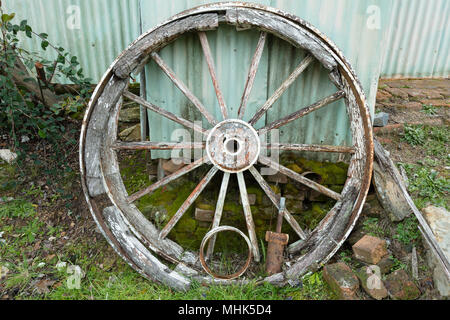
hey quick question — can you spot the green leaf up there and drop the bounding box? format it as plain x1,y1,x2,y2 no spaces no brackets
38,129,47,139
1,13,15,23
41,40,49,50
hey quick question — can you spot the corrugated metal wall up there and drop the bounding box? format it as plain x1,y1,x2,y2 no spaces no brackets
4,0,448,160
4,0,140,82
381,0,449,78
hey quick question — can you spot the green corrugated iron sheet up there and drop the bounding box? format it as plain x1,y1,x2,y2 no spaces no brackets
381,0,449,78
4,0,448,160
4,0,140,83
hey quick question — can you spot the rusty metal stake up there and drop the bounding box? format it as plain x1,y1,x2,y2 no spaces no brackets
265,197,289,276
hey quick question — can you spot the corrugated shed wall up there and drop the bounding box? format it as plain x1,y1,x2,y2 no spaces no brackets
381,0,449,78
3,0,448,160
3,0,140,83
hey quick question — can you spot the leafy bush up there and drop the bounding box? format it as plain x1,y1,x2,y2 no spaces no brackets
0,8,91,156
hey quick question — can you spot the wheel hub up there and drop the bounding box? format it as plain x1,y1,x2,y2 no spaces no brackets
206,119,260,173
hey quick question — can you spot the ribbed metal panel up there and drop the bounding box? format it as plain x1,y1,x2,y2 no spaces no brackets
381,0,450,78
4,0,140,83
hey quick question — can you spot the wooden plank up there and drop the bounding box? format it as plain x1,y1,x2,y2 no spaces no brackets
237,172,260,262
374,139,450,279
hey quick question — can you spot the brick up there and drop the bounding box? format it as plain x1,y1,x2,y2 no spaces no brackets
352,235,388,264
323,262,360,300
194,208,214,222
384,87,409,100
357,266,388,300
419,99,450,107
402,88,427,99
376,90,392,102
384,269,421,300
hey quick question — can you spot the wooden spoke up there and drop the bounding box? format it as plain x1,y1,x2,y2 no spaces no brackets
262,143,355,154
127,156,208,203
258,90,345,135
159,166,219,240
198,32,228,120
249,166,307,240
237,172,260,262
258,155,341,201
123,91,207,135
206,172,231,259
249,55,314,125
112,141,205,151
238,31,267,120
150,52,218,126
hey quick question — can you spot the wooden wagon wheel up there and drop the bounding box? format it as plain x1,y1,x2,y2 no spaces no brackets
80,2,373,290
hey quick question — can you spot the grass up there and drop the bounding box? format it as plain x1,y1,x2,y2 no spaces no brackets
0,196,336,300
362,217,386,238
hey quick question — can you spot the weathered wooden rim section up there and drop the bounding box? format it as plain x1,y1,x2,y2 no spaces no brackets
79,2,373,290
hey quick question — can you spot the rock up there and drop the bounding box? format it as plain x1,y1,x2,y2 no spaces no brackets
377,256,395,274
21,135,30,143
422,206,450,297
195,208,214,222
357,266,388,300
0,149,18,164
352,235,388,264
162,159,186,173
384,269,420,300
119,107,141,123
119,124,141,142
267,172,288,184
0,265,9,280
372,161,412,222
322,262,360,300
373,112,389,127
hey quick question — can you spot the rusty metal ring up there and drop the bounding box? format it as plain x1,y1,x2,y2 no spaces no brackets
199,226,253,280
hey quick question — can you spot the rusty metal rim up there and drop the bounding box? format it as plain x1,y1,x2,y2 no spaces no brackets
80,2,374,288
199,226,253,280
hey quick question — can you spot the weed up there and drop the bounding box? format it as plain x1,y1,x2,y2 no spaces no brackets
401,125,426,146
394,216,421,246
0,200,36,219
421,104,437,115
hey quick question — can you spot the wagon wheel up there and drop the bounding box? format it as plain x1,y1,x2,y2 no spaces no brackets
80,3,373,290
